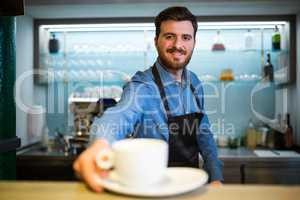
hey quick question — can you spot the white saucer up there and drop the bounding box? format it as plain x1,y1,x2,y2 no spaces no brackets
96,167,208,197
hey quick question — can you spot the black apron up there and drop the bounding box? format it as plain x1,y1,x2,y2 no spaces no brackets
152,65,203,168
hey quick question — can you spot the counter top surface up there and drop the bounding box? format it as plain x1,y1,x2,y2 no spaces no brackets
218,147,256,157
1,181,300,200
217,147,300,161
17,144,300,162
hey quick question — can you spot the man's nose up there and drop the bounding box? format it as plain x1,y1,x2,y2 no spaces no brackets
174,38,183,49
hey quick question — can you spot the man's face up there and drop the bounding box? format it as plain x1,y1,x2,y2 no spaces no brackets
155,20,195,71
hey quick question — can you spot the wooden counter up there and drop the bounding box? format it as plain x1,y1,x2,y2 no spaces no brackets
0,181,300,200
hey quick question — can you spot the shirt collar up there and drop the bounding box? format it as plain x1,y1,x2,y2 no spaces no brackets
154,58,189,88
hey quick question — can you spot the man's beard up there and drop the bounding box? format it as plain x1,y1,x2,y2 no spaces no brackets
157,46,193,71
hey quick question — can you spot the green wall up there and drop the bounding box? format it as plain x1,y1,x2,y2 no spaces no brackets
0,16,17,180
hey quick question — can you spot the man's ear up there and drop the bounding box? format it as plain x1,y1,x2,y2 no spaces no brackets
193,37,196,48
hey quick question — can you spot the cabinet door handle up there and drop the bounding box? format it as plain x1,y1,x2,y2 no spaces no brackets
240,164,245,184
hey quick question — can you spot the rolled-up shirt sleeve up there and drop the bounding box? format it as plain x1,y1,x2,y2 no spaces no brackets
89,81,147,144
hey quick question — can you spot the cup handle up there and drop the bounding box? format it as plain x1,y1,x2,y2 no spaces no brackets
95,148,114,170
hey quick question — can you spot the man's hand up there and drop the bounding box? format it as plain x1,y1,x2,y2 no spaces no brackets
73,139,110,192
210,180,222,186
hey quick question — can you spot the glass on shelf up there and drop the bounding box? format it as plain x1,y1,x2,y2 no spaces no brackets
236,74,260,81
69,85,123,100
199,74,217,82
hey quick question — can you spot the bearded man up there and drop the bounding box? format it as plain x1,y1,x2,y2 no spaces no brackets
74,6,223,192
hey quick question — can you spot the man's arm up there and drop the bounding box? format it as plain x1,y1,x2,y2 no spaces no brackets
197,113,223,182
74,81,148,192
89,81,147,144
192,76,223,183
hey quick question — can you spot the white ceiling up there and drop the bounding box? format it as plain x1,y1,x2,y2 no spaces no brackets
24,0,300,19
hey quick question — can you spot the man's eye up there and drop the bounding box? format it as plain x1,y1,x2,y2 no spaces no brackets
183,35,192,41
165,35,174,40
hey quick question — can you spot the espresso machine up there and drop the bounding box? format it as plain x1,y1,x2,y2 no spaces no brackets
69,98,117,154
70,101,98,137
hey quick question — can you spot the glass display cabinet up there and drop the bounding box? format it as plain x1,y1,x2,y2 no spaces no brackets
34,16,296,144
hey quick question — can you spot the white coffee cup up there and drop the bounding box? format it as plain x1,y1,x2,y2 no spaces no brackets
96,138,168,187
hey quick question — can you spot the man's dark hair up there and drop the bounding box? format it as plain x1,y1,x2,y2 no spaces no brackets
154,6,198,38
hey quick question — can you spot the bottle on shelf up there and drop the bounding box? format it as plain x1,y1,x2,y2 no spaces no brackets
257,126,269,147
263,52,274,82
284,113,293,149
212,30,226,51
246,119,257,149
217,135,229,148
41,124,49,150
48,33,60,54
244,29,255,51
219,68,234,81
255,122,265,147
272,25,281,51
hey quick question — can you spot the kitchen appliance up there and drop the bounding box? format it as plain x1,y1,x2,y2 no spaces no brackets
68,98,117,154
70,98,117,137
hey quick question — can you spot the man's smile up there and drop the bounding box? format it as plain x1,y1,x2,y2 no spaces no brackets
166,47,187,55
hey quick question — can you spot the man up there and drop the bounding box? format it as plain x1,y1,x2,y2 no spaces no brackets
73,6,223,192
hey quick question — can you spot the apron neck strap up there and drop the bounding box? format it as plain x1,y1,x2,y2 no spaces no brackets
152,64,172,119
151,64,202,119
189,84,202,110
